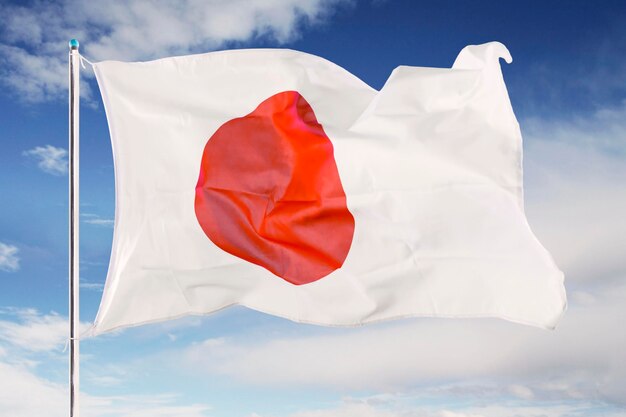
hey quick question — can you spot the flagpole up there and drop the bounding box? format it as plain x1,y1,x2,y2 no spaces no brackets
68,38,80,417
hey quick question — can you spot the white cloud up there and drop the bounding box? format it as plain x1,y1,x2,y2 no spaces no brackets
0,242,20,272
80,281,105,292
505,384,534,401
522,102,626,284
0,361,67,417
0,0,352,102
288,403,401,417
23,145,68,175
438,412,484,417
0,44,70,103
82,213,114,227
0,308,90,352
0,308,212,417
248,397,626,417
84,218,115,226
179,284,626,402
0,360,213,417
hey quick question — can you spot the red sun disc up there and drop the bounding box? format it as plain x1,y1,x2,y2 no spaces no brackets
194,91,355,285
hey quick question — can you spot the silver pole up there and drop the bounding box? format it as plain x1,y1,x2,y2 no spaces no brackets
68,38,80,417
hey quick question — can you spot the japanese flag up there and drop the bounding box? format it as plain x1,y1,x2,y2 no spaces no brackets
89,42,566,335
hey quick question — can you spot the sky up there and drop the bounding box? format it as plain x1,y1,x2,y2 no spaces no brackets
1,0,626,416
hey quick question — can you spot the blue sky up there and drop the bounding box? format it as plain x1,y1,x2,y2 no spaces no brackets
1,1,626,416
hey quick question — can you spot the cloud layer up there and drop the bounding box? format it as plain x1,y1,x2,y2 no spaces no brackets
0,308,212,417
180,284,626,402
522,102,626,284
82,213,114,227
23,145,68,176
0,0,351,102
0,359,213,417
251,398,626,417
0,242,20,272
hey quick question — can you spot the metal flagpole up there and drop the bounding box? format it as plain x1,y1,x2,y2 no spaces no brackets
68,38,80,417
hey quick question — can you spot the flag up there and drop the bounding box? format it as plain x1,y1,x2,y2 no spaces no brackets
89,42,566,335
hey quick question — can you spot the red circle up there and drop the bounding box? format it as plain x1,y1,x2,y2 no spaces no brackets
195,91,355,285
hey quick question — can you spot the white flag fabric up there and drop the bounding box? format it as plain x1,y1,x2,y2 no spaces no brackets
89,41,566,335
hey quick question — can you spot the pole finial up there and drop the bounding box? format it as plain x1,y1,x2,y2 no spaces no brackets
69,39,79,50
